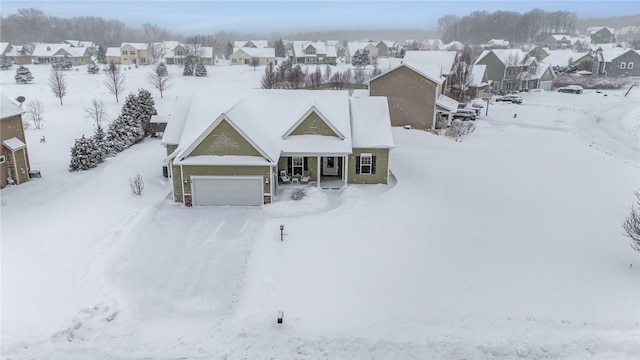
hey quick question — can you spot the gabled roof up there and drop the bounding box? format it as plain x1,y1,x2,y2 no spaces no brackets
347,41,375,55
485,39,509,47
121,43,149,50
106,47,121,57
533,62,555,80
349,97,394,149
369,62,444,85
1,96,24,119
377,40,396,48
475,49,532,67
436,95,458,112
32,43,72,57
599,48,639,62
234,40,268,48
402,51,457,75
233,47,275,58
162,41,181,50
282,106,344,139
0,42,10,54
291,41,328,57
469,64,487,87
587,26,615,34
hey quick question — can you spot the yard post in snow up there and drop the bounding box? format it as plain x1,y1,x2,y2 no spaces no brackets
280,224,285,241
277,310,284,324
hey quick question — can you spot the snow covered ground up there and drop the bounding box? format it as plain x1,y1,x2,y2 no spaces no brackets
1,62,639,359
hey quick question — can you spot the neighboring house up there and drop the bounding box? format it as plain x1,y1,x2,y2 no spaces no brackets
443,41,464,51
289,41,337,65
546,35,573,50
63,40,96,55
105,47,121,64
483,39,510,49
120,43,153,65
474,49,555,93
229,47,275,66
528,46,550,62
592,48,640,77
161,90,394,206
571,36,591,52
402,50,458,95
1,96,31,188
5,45,31,65
234,40,269,49
419,39,444,51
468,64,489,99
376,40,397,57
345,42,378,64
588,27,616,44
164,43,213,65
32,43,92,65
369,62,459,131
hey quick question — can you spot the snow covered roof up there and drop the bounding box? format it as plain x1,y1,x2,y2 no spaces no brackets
599,48,638,62
369,62,444,85
201,47,214,58
469,64,487,87
234,47,275,58
1,96,24,119
347,42,375,55
550,34,571,41
444,41,463,50
32,43,72,57
402,51,457,75
587,26,615,34
151,115,170,124
475,49,532,66
234,40,268,49
590,43,620,52
106,47,121,57
5,45,26,57
486,39,509,47
161,96,196,145
378,40,396,48
0,42,10,54
292,41,328,57
65,40,94,47
64,47,90,57
533,62,554,80
350,89,369,98
162,41,181,50
436,95,458,112
349,97,394,149
2,137,26,151
121,43,149,50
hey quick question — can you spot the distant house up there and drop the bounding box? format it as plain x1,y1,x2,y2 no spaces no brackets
443,41,464,51
161,90,394,206
369,62,458,131
105,47,121,64
345,42,378,64
528,46,550,62
163,43,213,65
229,47,275,66
0,42,31,65
289,41,337,65
483,39,510,49
31,43,92,65
587,27,616,44
233,40,269,49
419,39,444,51
120,43,154,65
546,35,573,50
468,64,489,99
474,49,555,93
402,50,458,95
1,96,31,188
592,48,640,77
376,40,397,57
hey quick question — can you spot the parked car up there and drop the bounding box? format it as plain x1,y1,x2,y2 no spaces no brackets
495,95,523,104
453,108,476,121
557,85,583,94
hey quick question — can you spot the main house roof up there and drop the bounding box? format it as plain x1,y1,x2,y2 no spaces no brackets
163,90,393,163
1,95,24,119
402,50,458,75
475,49,536,67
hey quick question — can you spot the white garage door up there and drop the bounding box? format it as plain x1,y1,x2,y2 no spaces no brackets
192,176,263,206
540,81,552,91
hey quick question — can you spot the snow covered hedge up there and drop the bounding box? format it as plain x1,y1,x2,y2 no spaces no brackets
553,74,630,90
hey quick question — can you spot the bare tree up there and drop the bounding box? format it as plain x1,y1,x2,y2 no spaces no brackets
104,60,126,103
25,100,45,129
129,172,145,196
84,99,108,129
184,35,204,64
48,67,67,105
623,190,640,253
142,22,170,42
305,66,323,89
148,63,174,98
450,46,475,102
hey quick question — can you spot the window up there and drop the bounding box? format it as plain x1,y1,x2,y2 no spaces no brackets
176,51,183,56
130,50,136,55
620,62,626,69
232,58,237,63
0,155,5,164
629,62,634,69
292,157,303,176
141,58,146,64
121,51,126,55
360,154,372,174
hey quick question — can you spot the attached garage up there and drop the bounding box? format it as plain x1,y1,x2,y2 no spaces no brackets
540,80,552,91
191,176,264,206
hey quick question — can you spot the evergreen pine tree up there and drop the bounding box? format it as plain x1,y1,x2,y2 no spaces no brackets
97,45,107,64
194,63,207,77
0,55,12,70
136,89,156,136
69,135,101,171
183,59,194,76
351,49,369,69
93,124,106,160
15,65,34,84
225,41,234,58
156,62,168,77
60,55,73,70
274,39,286,58
87,61,100,74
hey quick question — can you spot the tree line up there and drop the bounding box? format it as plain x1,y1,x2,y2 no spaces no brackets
437,9,578,45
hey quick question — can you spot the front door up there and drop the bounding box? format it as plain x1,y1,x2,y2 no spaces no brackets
323,157,338,176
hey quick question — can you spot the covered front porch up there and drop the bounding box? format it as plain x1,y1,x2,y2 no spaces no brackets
276,155,348,189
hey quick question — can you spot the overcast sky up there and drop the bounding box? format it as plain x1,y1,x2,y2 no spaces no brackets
2,0,638,34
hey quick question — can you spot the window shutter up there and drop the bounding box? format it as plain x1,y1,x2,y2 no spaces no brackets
303,157,308,171
355,156,360,174
372,156,377,174
287,157,292,174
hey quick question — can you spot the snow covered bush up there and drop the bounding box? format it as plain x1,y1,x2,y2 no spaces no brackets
183,60,194,76
0,55,12,70
69,135,102,171
15,65,34,84
290,188,306,200
87,61,100,74
156,62,168,77
129,172,144,195
448,119,476,142
622,190,640,252
194,63,207,77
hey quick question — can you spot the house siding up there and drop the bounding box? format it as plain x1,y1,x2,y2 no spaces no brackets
591,29,615,44
599,51,640,77
190,119,262,157
1,114,31,188
166,144,178,157
181,165,271,196
369,65,437,130
289,111,339,137
348,148,389,184
172,163,183,202
476,52,506,93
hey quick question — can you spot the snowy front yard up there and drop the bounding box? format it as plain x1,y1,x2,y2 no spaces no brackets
1,64,639,359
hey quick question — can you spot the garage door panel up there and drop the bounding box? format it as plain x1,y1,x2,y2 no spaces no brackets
192,177,263,206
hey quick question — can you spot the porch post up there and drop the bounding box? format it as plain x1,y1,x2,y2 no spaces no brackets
344,155,348,184
317,156,321,188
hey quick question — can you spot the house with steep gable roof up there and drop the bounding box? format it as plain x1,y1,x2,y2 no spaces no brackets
376,40,397,57
289,41,336,65
474,49,555,93
368,61,458,131
1,95,32,188
161,90,394,206
345,42,378,64
588,27,616,44
234,40,269,49
592,48,640,77
120,43,154,65
229,47,275,66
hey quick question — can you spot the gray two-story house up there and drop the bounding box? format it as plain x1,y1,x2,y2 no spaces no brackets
592,48,640,77
588,27,616,45
474,49,555,93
